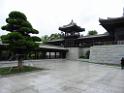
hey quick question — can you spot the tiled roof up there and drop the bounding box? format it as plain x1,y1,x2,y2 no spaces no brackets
78,34,109,39
39,44,68,51
59,20,85,32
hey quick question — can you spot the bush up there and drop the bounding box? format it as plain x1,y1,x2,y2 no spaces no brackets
85,50,90,59
79,55,86,59
79,50,90,59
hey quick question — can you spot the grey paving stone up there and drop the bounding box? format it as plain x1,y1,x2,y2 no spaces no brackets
0,59,124,93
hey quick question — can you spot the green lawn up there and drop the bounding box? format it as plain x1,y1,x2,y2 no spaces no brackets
0,66,43,76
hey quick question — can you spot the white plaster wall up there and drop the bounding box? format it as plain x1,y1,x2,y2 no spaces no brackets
66,48,79,60
89,45,124,64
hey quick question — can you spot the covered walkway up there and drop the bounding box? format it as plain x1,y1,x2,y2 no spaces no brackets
0,44,68,60
32,44,68,59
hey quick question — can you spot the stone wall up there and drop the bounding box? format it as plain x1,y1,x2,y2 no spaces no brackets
89,45,124,64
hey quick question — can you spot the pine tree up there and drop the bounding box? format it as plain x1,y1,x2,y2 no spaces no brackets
1,11,41,68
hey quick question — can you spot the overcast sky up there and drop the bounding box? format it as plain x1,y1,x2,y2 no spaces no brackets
0,0,124,37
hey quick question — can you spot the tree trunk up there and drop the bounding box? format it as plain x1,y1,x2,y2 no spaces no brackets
17,54,24,68
18,59,23,68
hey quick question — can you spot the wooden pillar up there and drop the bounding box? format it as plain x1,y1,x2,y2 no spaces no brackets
0,51,1,60
61,52,63,58
49,52,51,59
35,51,37,59
37,51,39,59
28,52,31,59
40,51,43,59
42,51,46,59
55,52,56,59
36,52,38,59
59,52,61,58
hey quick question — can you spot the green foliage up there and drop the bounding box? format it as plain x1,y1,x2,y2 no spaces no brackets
79,55,87,59
49,33,61,40
0,66,42,75
32,29,39,34
87,30,98,35
79,51,90,59
1,11,36,35
32,36,41,42
1,32,23,42
9,11,27,21
41,35,49,43
85,50,90,59
41,33,62,43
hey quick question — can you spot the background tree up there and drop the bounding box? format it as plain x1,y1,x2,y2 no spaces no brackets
87,30,98,35
41,33,62,44
41,35,50,44
49,33,62,40
1,11,41,68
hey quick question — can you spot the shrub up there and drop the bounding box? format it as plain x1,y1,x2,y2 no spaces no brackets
79,50,90,59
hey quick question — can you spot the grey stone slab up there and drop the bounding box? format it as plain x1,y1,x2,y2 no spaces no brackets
0,59,124,93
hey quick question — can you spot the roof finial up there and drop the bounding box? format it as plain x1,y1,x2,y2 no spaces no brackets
70,19,76,25
71,19,74,23
123,8,124,16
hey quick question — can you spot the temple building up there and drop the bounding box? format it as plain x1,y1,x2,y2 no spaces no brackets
47,14,124,47
59,20,85,47
1,9,124,64
99,17,124,43
46,11,124,63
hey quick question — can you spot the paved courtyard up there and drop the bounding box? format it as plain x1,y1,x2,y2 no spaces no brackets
0,59,124,93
